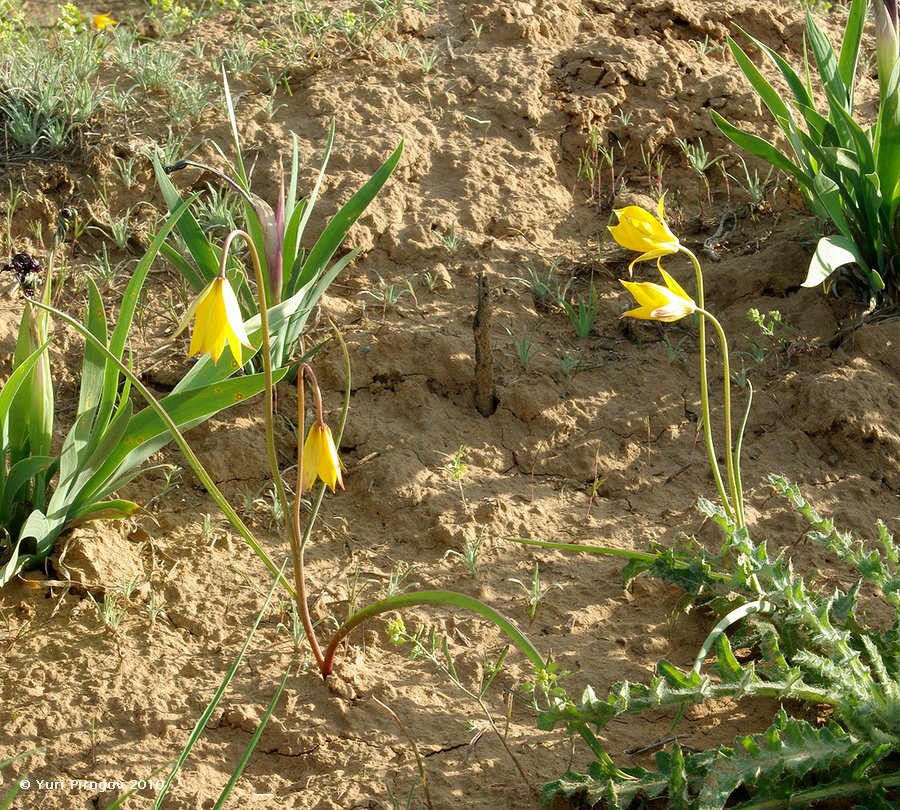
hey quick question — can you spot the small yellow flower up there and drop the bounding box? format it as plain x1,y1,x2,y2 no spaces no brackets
179,275,252,365
301,422,344,493
620,268,697,322
608,196,680,273
92,13,116,30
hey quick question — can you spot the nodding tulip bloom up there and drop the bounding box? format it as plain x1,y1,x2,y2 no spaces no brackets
92,13,116,30
875,0,899,99
301,421,344,493
620,268,697,322
181,274,252,365
608,196,681,273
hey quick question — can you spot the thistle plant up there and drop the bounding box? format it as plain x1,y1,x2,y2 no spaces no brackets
513,199,900,808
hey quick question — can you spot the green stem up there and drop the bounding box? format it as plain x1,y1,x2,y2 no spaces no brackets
321,591,545,678
697,307,743,529
294,363,325,671
31,301,295,598
681,247,732,521
225,231,295,552
292,322,352,674
576,726,635,782
736,769,900,809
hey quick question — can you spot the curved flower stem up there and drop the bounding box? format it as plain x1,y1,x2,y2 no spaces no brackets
223,230,295,544
293,362,326,671
291,325,353,674
31,300,295,597
697,307,744,530
681,247,733,522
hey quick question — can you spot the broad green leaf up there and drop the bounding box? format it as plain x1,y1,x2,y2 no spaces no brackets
85,369,284,499
714,634,745,683
8,302,53,464
726,35,796,134
733,27,816,112
56,399,134,513
157,241,209,294
98,193,199,440
803,234,867,287
0,339,51,501
877,60,900,223
284,120,337,298
0,455,53,523
811,171,854,239
77,277,107,418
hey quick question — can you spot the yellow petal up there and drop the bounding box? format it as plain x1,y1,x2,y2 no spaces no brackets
659,267,692,301
609,200,680,272
92,13,116,29
185,276,251,365
301,423,344,493
619,275,696,323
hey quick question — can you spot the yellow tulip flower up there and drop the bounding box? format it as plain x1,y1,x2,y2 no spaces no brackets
620,268,697,322
92,13,116,30
181,275,252,365
608,196,680,272
300,421,344,493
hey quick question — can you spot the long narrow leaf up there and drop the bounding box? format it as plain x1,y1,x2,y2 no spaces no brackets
806,10,849,115
710,112,803,178
79,370,285,508
152,562,286,809
212,672,289,809
836,0,866,108
726,34,797,130
284,120,336,298
98,193,200,439
153,155,220,291
753,33,816,111
295,140,403,294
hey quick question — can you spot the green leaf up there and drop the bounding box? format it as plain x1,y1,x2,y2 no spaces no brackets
83,370,284,503
152,153,220,291
733,27,816,112
806,10,849,115
725,34,796,130
67,499,141,525
294,139,403,294
803,235,867,288
77,277,108,417
152,563,286,809
710,112,803,179
0,455,54,523
97,192,199,441
283,121,336,298
876,61,900,225
836,0,866,108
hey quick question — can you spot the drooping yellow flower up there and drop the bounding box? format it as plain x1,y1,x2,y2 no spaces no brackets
92,13,116,30
180,275,252,365
608,196,680,273
620,268,697,322
300,422,344,493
